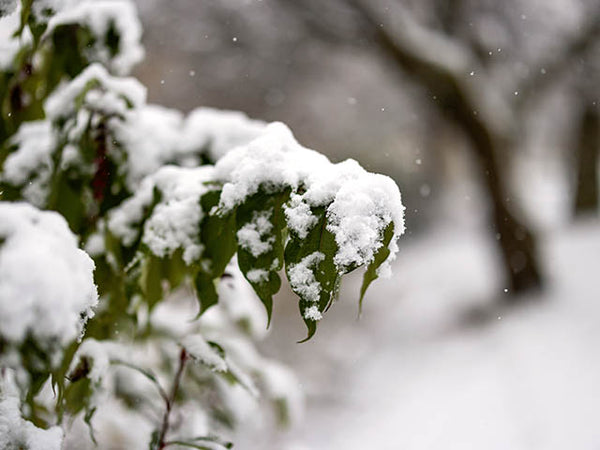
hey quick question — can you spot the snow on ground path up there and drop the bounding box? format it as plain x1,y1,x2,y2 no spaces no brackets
242,220,600,449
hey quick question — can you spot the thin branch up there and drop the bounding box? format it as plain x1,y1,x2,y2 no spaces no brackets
158,348,188,450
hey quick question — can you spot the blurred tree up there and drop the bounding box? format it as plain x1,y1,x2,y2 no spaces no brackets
277,0,600,297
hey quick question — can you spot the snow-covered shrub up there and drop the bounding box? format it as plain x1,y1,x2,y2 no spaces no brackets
0,1,405,448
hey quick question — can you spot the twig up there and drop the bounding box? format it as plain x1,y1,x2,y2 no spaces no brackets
158,347,188,450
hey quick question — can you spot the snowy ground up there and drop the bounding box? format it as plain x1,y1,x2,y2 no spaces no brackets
236,218,600,449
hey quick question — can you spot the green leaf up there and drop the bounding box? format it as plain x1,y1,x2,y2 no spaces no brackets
188,189,237,317
52,340,80,423
284,206,341,341
235,189,289,326
63,377,93,417
199,189,237,278
84,406,98,445
140,254,164,310
194,271,219,316
359,221,395,313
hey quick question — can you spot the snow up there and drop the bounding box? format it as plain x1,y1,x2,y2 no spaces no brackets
0,121,55,207
181,334,228,372
246,268,270,284
109,165,213,264
284,194,318,239
109,106,267,190
287,252,325,304
62,397,155,450
217,258,269,338
110,104,184,189
0,5,31,70
0,372,63,450
73,339,111,384
326,169,404,270
110,119,404,272
0,203,98,362
45,63,146,121
0,0,17,16
180,107,267,162
241,219,600,450
257,360,304,423
236,210,275,257
215,123,405,271
302,306,322,322
214,123,327,212
44,0,144,75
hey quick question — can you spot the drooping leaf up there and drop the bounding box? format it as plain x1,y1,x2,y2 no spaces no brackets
199,189,237,278
359,221,395,313
284,206,341,341
139,254,160,308
235,189,289,326
190,189,237,317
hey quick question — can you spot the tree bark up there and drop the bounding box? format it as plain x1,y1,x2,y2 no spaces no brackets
573,104,599,215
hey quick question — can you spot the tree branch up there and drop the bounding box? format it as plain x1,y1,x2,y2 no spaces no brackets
517,6,600,108
157,348,188,450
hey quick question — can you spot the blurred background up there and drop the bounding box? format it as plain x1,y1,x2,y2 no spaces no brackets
132,0,600,448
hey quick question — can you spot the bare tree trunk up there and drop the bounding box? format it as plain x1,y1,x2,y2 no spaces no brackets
449,93,543,296
573,104,599,215
359,12,543,295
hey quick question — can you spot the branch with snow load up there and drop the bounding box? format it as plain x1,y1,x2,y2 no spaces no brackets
109,123,405,340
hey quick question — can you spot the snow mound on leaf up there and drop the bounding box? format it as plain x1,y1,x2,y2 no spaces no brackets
0,203,97,357
0,373,63,450
214,122,405,271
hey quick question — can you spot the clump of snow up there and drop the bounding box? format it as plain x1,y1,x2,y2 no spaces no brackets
110,104,184,189
237,210,275,257
108,166,213,264
45,63,146,122
326,171,404,270
303,305,323,322
284,194,318,240
0,372,63,450
44,0,144,75
0,0,17,16
246,268,269,284
287,252,325,304
214,123,405,271
109,106,266,191
73,338,110,384
0,203,98,361
0,5,31,70
181,334,228,372
180,107,266,163
214,123,325,211
30,0,69,21
0,121,56,207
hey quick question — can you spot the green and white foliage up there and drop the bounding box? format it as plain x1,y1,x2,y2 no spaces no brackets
0,0,405,448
